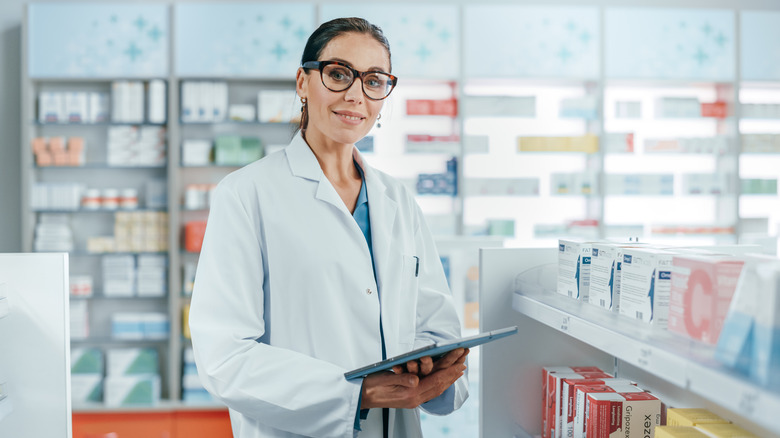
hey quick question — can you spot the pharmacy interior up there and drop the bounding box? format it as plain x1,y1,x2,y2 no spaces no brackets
2,1,780,437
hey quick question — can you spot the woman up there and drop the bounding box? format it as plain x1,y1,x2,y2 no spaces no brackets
189,17,469,438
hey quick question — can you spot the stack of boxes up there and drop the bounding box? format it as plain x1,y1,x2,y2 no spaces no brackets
107,126,166,167
214,135,263,166
105,348,161,407
517,135,599,153
33,214,74,252
38,91,109,123
542,365,663,438
102,254,167,298
70,348,103,404
31,136,85,166
111,312,169,340
182,347,212,403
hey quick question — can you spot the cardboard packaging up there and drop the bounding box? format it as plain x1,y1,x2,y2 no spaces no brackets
654,426,709,438
694,423,758,437
619,247,675,327
573,384,645,438
542,366,604,438
716,254,780,383
668,255,744,344
558,239,595,301
106,348,158,376
544,367,611,438
589,243,645,312
585,391,662,438
666,408,729,427
561,377,635,438
104,375,160,407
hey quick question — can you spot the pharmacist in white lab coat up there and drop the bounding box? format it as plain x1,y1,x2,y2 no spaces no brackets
189,17,469,438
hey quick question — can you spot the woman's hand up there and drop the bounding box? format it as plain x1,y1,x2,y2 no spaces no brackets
360,348,469,409
393,348,469,377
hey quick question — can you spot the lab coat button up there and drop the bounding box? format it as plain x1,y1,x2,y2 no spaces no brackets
366,288,372,295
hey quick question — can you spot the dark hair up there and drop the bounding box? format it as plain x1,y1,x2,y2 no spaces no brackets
297,17,392,134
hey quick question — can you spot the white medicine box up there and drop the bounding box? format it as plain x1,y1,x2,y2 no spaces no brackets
557,239,594,301
618,247,674,327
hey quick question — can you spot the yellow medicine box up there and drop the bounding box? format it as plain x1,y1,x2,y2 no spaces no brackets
667,408,730,427
695,423,759,437
655,426,709,438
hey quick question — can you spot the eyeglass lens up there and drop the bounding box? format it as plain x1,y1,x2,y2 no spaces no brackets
321,64,393,100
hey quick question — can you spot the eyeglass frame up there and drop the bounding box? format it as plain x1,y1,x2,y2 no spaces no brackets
301,60,398,101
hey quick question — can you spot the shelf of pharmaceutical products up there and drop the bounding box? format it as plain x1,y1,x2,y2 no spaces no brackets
35,164,167,170
73,399,226,414
71,337,169,345
511,286,780,435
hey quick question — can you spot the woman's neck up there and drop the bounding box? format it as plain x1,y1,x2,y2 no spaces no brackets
303,130,360,184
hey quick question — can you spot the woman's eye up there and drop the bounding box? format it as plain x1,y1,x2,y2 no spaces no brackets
329,69,350,82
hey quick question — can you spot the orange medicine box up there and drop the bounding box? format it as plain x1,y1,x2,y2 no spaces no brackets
184,221,207,253
585,391,662,438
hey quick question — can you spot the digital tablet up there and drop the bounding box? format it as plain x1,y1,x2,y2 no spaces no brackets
344,326,518,380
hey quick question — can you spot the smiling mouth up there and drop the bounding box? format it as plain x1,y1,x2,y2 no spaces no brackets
334,111,365,121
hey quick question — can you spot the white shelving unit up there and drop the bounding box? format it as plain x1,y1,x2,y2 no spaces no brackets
480,247,779,438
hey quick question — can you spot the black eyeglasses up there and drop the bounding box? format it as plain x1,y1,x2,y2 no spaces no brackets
302,60,398,101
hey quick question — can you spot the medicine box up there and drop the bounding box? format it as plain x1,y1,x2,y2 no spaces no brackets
71,348,103,374
668,255,744,344
665,408,729,427
715,254,780,378
258,90,297,123
654,426,709,438
70,374,103,404
750,256,780,387
694,423,759,437
561,377,634,438
585,391,662,438
107,348,158,376
104,375,160,407
547,369,611,438
619,247,675,327
541,366,604,438
558,239,594,301
589,243,645,312
573,384,644,438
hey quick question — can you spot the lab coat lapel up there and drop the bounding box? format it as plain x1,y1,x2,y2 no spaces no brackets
285,134,352,216
354,150,398,298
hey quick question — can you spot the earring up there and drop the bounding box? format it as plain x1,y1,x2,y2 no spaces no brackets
300,97,307,112
376,113,382,128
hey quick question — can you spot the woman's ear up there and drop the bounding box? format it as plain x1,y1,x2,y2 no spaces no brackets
296,67,308,99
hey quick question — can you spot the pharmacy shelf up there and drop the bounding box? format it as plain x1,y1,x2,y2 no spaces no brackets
34,164,167,170
511,287,780,436
70,337,169,345
70,295,168,301
33,121,167,127
32,208,168,214
180,121,296,127
72,400,227,414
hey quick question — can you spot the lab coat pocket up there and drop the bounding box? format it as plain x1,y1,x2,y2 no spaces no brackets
399,255,420,345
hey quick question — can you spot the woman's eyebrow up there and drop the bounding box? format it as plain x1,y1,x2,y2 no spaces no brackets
326,57,388,72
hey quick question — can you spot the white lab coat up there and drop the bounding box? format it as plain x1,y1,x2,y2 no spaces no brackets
189,134,468,438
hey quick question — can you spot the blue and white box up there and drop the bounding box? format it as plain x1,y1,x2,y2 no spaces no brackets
557,239,595,301
618,247,675,327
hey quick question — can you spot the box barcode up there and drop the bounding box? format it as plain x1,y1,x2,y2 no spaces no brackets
636,311,643,319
